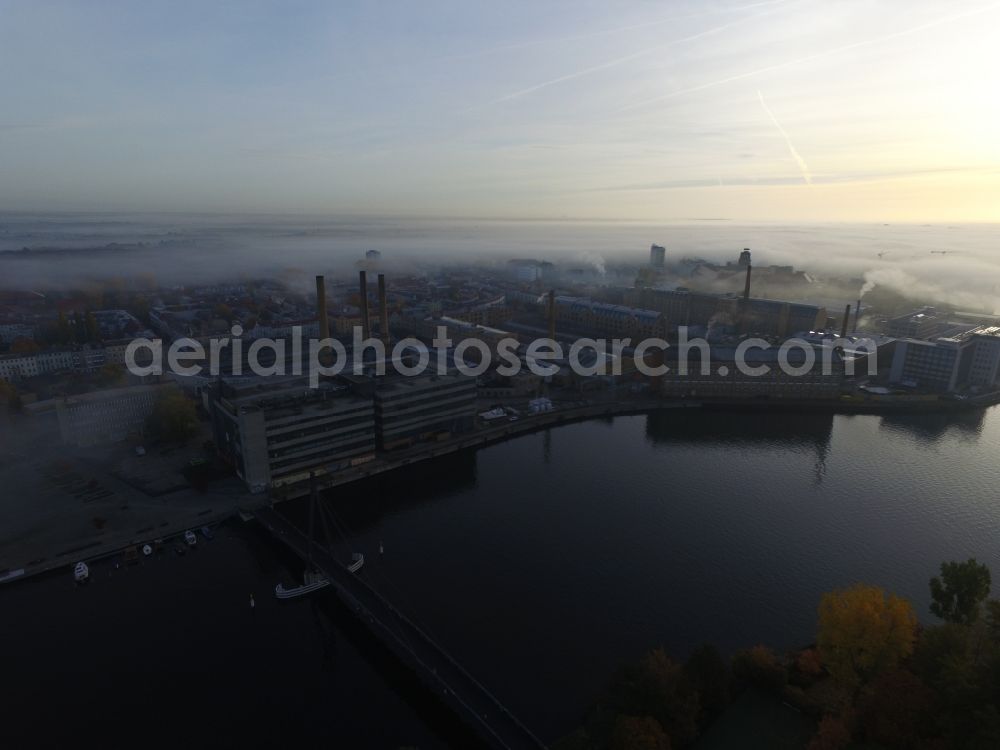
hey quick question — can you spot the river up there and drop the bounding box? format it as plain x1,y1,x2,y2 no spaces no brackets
3,406,1000,746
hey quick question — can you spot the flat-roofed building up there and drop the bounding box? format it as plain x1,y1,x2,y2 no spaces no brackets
208,376,376,492
554,296,667,339
887,307,945,339
888,338,967,392
23,384,170,447
375,372,476,450
0,349,74,381
966,326,1000,389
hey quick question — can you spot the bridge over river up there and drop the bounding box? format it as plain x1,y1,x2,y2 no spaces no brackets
255,506,547,750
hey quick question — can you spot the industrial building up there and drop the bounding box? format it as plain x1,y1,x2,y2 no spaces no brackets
375,372,477,450
887,307,946,339
553,296,667,339
207,376,376,492
625,287,826,337
660,344,844,400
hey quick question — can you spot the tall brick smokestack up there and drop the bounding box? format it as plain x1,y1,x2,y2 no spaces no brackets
378,273,390,348
854,298,862,333
358,270,370,340
547,289,556,341
841,304,851,339
743,262,752,302
315,275,330,341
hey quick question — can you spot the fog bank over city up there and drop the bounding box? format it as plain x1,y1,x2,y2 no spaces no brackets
2,213,999,312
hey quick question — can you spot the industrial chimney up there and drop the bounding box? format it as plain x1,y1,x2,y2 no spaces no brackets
547,289,556,341
315,275,330,341
854,298,862,333
841,304,852,339
377,273,390,349
358,270,370,340
742,262,752,302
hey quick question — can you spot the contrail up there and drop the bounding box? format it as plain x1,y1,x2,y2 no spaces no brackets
757,89,811,185
444,0,789,63
484,1,792,106
618,1,1000,112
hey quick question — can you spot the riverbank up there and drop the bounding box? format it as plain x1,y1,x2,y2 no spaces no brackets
6,388,997,585
274,389,1000,500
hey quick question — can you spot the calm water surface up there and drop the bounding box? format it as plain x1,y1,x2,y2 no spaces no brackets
4,407,1000,745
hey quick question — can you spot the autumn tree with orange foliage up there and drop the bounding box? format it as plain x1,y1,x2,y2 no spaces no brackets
807,714,852,750
817,584,917,691
610,715,671,750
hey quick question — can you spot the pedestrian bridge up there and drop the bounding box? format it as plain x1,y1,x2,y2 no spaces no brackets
255,506,547,750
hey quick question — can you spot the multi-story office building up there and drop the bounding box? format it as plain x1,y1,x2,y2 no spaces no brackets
888,338,966,391
208,377,376,492
887,326,1000,393
965,327,1000,388
374,372,476,450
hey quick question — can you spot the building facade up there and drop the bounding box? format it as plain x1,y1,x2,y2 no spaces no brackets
374,372,476,450
48,384,168,446
209,377,376,492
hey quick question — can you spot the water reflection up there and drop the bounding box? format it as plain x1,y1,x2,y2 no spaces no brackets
878,410,987,443
319,450,479,533
644,408,835,446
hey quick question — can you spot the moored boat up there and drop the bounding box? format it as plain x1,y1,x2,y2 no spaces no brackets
348,552,364,573
73,562,89,583
275,569,330,599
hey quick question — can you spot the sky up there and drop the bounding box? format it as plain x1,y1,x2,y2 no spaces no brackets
1,0,999,221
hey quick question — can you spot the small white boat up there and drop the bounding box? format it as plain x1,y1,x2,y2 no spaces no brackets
275,569,330,599
142,544,153,556
73,562,89,583
348,553,364,573
183,530,197,547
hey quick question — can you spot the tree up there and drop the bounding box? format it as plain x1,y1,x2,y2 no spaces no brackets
817,584,917,690
732,644,787,694
84,311,99,342
98,363,125,386
9,338,39,354
3,382,23,414
930,559,992,625
605,648,700,747
807,715,852,750
610,715,671,750
57,310,71,343
683,644,731,724
858,669,937,749
145,389,199,444
986,599,1000,643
